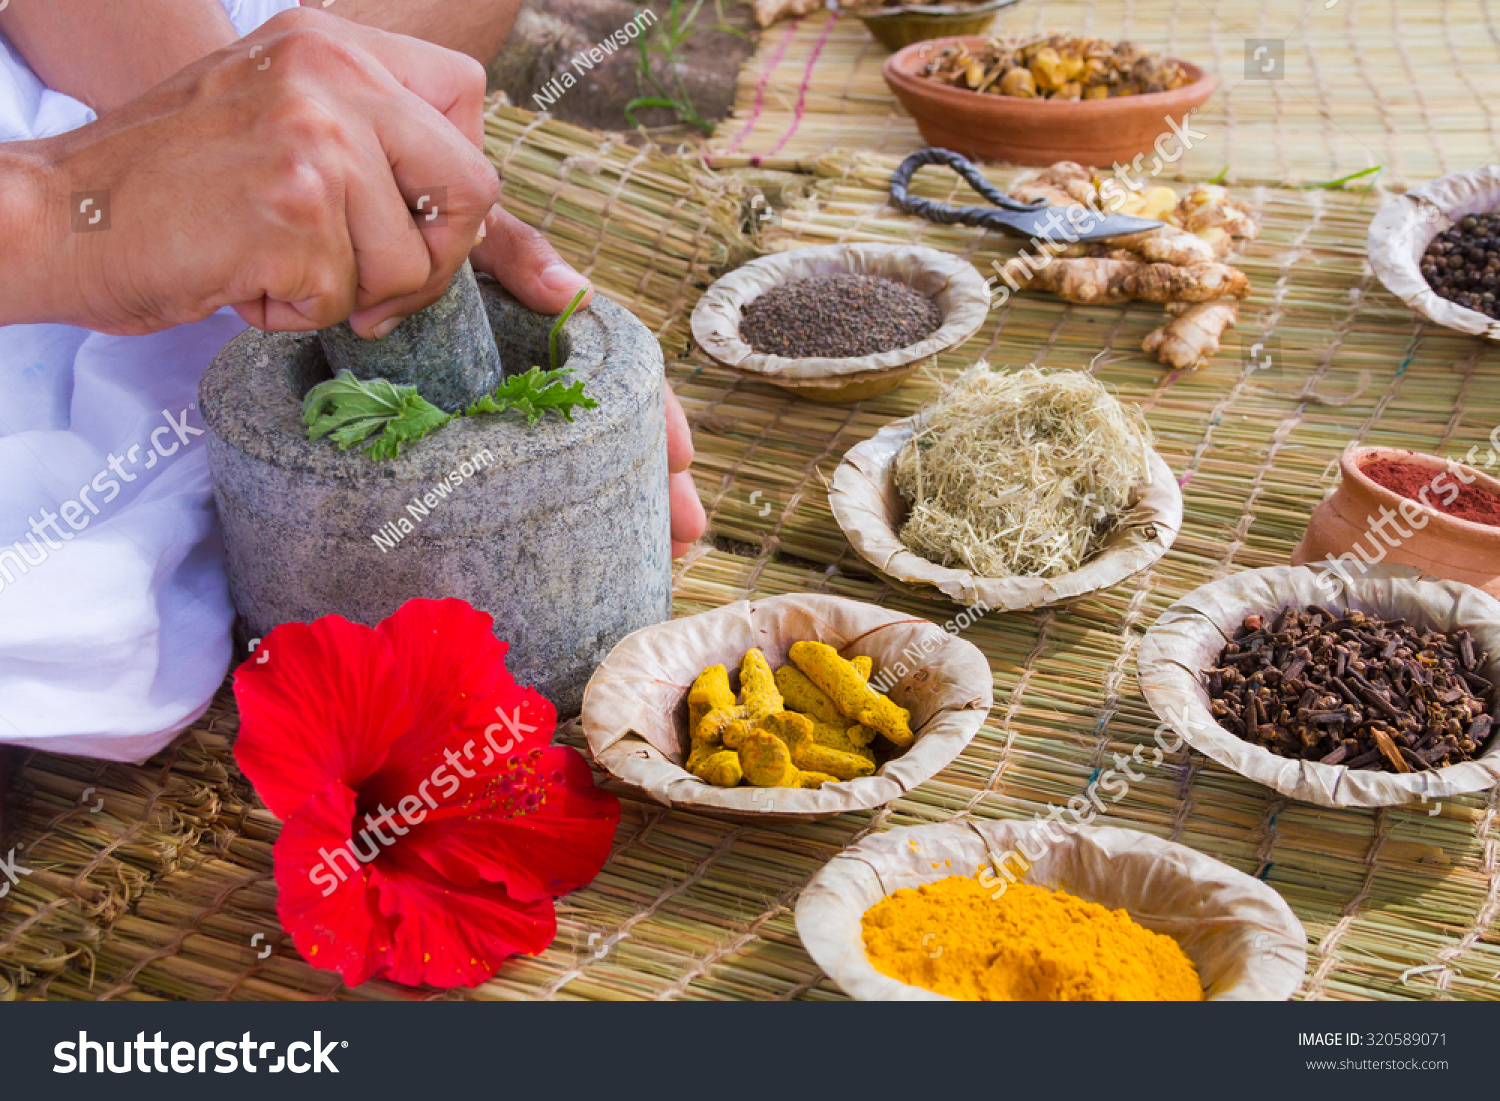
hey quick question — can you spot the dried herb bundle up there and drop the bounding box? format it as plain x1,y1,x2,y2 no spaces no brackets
1204,605,1497,772
919,34,1190,102
893,365,1154,579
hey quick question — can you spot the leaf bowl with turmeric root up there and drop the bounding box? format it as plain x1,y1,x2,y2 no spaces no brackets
580,594,994,819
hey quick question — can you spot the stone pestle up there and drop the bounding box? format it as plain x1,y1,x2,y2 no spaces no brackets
316,260,502,411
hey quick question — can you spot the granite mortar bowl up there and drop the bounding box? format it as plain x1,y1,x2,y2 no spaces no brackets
198,276,672,716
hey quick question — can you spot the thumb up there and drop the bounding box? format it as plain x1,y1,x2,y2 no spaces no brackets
470,205,594,314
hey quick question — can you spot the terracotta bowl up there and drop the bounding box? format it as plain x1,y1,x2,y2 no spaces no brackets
881,37,1215,166
1292,446,1500,599
854,0,1021,52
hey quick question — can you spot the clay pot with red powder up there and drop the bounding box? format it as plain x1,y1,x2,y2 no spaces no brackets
1293,446,1500,598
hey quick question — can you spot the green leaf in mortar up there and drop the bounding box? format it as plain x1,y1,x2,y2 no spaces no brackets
303,370,453,459
464,366,598,425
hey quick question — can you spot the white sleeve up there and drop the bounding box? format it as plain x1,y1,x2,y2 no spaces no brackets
223,0,304,37
0,0,302,141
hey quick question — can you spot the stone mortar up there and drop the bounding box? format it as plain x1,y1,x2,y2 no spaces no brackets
199,275,671,715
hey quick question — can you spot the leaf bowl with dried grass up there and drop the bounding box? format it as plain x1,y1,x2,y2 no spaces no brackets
829,364,1183,611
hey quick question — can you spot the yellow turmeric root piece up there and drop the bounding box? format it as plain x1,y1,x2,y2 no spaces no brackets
693,749,744,787
687,664,736,734
740,648,783,721
789,641,914,747
1142,299,1240,371
780,721,877,781
685,738,716,774
721,719,752,750
774,666,846,726
695,705,748,745
851,655,873,680
738,729,799,787
810,720,876,764
845,724,880,748
795,770,840,789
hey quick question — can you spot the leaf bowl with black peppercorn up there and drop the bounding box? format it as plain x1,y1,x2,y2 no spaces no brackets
690,243,991,403
1368,165,1500,341
1138,565,1500,808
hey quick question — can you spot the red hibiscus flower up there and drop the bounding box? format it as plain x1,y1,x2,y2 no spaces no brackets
233,597,620,989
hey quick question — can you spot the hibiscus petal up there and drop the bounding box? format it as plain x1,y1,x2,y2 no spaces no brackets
361,676,556,818
371,849,556,988
235,616,414,819
378,597,517,737
401,747,620,901
273,783,395,988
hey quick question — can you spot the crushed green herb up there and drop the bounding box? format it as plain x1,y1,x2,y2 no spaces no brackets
302,285,597,459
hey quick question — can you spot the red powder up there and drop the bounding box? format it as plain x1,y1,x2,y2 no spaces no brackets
1362,458,1500,527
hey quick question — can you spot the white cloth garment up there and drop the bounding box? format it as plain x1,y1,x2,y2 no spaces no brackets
0,0,300,761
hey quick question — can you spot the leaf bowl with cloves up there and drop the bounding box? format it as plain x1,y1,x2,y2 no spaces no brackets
1137,564,1500,808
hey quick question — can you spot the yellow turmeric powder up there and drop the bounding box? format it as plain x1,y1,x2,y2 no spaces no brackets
861,875,1203,1001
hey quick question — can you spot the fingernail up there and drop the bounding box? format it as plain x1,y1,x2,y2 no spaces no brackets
540,264,585,293
370,317,402,339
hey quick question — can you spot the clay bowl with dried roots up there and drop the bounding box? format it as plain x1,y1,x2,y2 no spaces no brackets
1138,564,1500,808
579,593,993,820
795,821,1307,1000
1293,446,1500,600
690,243,991,404
881,36,1215,165
1367,165,1500,340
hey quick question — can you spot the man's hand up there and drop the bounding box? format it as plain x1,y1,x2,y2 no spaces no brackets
471,206,708,556
22,7,497,338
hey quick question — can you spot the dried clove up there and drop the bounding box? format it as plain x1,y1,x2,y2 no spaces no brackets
1202,606,1496,773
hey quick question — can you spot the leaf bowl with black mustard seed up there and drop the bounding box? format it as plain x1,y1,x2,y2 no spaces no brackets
1368,164,1500,341
1138,564,1500,808
690,243,991,403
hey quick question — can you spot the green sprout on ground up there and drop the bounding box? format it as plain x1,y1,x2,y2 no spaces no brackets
303,285,597,460
626,0,716,134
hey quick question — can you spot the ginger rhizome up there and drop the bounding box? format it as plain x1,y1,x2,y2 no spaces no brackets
999,162,1259,370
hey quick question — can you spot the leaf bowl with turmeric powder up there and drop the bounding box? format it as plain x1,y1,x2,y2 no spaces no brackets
580,593,994,819
796,821,1307,1000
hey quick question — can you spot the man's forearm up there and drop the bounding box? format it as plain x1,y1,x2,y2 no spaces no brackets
0,0,238,116
305,0,522,64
